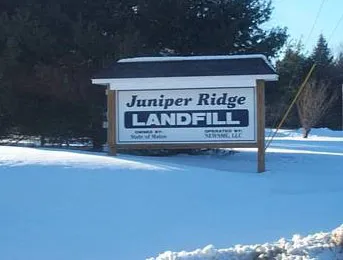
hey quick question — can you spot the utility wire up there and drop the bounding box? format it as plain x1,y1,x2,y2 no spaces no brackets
328,12,343,42
304,0,327,48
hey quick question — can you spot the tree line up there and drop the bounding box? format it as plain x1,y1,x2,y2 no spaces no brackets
0,0,341,148
270,35,343,137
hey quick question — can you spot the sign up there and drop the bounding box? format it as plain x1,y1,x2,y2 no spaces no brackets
117,87,256,144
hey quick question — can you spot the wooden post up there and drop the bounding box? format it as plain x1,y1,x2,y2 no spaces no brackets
107,86,117,156
256,80,265,173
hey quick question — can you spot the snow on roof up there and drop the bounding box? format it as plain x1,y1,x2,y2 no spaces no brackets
118,54,268,63
118,54,276,74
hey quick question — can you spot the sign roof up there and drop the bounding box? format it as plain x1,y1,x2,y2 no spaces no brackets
93,54,277,80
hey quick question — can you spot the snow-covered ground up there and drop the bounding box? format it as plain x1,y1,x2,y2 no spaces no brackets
0,128,342,260
151,225,343,260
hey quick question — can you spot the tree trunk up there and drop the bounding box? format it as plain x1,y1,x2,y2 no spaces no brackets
40,135,46,146
302,128,311,138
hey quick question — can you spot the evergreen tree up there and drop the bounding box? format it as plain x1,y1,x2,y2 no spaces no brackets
310,34,333,65
310,34,334,80
0,0,289,146
0,4,110,145
277,45,310,95
310,35,341,129
267,44,309,128
134,0,287,57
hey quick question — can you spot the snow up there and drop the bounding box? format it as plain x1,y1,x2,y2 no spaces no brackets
0,128,342,260
266,128,343,140
118,54,270,64
0,146,165,171
149,225,343,260
149,226,343,259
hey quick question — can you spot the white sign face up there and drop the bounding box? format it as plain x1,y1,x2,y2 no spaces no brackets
117,88,256,144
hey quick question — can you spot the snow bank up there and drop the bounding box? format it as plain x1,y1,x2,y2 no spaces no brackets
266,128,343,140
149,225,343,260
0,146,166,171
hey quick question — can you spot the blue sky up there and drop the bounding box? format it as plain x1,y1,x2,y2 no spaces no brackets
269,0,343,55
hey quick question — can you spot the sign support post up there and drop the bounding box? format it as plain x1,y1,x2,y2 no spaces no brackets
256,80,265,173
107,86,117,155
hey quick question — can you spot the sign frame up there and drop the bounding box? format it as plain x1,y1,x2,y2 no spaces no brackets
116,87,257,145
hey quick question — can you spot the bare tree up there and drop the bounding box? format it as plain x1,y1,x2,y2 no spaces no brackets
297,80,338,138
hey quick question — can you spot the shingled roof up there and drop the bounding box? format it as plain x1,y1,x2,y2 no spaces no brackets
93,55,276,79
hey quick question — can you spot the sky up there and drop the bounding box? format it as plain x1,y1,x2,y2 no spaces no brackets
269,0,343,55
